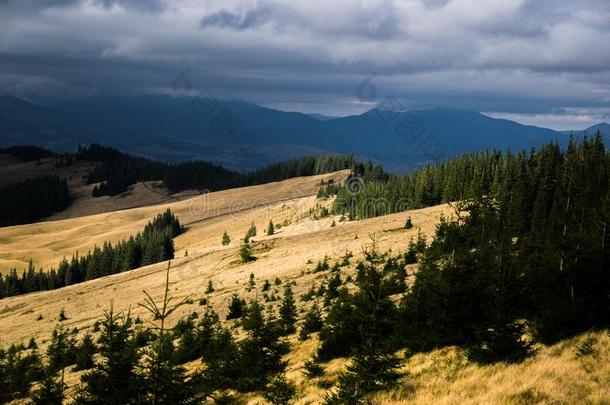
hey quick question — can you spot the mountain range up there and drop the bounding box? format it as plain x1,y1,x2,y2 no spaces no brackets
0,95,607,172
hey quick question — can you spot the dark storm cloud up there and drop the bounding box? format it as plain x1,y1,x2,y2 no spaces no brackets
0,0,609,128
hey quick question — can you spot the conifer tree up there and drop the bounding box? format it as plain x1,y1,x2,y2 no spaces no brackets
138,263,195,404
404,216,413,229
78,304,143,404
240,243,255,263
299,302,323,341
74,333,96,371
221,231,231,246
247,272,256,291
264,373,296,405
31,368,65,405
267,220,275,236
226,293,246,320
279,284,298,335
47,325,77,374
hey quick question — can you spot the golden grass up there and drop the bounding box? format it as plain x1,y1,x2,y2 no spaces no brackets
2,171,607,404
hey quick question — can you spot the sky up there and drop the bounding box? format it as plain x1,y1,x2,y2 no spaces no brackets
0,0,609,130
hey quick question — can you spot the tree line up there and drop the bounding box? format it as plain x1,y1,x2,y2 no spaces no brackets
78,144,368,196
0,176,70,227
0,209,183,299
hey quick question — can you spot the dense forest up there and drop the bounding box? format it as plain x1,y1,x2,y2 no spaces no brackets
78,144,365,196
0,210,183,299
0,176,70,227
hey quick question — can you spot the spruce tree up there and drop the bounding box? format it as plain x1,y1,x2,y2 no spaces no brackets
299,302,323,341
226,293,246,320
279,285,298,335
264,373,296,405
78,305,143,404
74,333,96,371
404,216,413,229
138,262,195,405
47,326,77,374
267,220,275,236
221,231,231,246
31,368,65,405
240,243,255,263
205,280,215,294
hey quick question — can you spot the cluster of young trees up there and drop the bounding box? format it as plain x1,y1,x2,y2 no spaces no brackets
0,209,183,299
0,264,299,404
0,176,70,227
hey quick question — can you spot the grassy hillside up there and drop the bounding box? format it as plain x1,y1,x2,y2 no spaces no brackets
0,171,607,404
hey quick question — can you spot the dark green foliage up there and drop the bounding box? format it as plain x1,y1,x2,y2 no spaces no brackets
279,285,298,335
221,231,231,245
58,309,67,322
324,272,342,306
240,243,255,263
325,349,401,404
205,280,215,294
81,144,360,197
201,301,289,394
27,338,38,350
382,257,408,295
299,302,324,341
0,175,70,226
74,333,96,371
47,326,77,373
0,209,182,299
267,220,275,236
138,265,195,405
226,293,246,320
242,300,266,333
399,200,532,360
174,308,234,365
318,244,399,361
247,272,256,290
303,358,325,378
264,374,296,405
262,279,272,292
0,344,43,402
314,256,330,273
78,307,144,404
404,216,413,229
31,368,65,405
245,222,257,242
318,181,340,198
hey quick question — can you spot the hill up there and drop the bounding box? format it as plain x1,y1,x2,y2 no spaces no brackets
0,170,608,404
566,122,610,139
0,95,574,172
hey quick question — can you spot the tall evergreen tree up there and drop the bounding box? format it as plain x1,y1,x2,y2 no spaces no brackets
279,284,297,335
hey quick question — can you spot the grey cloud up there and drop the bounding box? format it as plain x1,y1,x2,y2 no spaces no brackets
94,0,167,13
200,1,274,30
0,0,609,125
